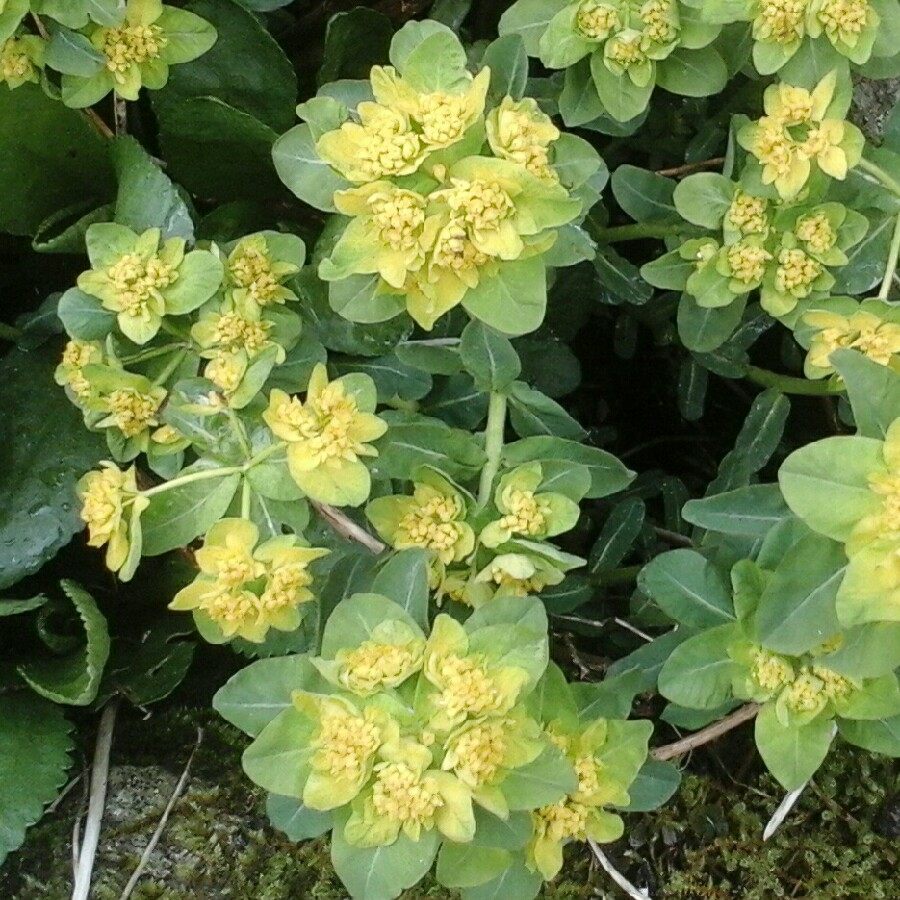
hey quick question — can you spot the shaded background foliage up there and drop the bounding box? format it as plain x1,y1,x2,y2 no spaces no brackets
2,0,900,896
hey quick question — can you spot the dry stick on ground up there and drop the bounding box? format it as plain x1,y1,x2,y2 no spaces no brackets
655,157,726,178
588,839,651,900
651,703,760,761
312,501,386,553
72,699,120,900
118,728,205,900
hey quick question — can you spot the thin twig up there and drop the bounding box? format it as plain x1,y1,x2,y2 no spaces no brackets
48,775,83,815
655,157,725,178
653,526,693,547
118,728,204,900
312,501,386,553
30,12,49,38
588,839,651,900
651,703,759,761
71,818,81,881
72,700,119,900
83,109,115,140
613,617,654,642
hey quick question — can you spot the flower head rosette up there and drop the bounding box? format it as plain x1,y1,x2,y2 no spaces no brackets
527,712,651,879
77,223,223,345
472,541,586,601
644,174,867,318
738,72,864,200
262,364,387,507
60,0,217,107
312,593,427,698
480,463,582,548
223,231,305,316
794,297,900,379
55,339,104,404
420,613,534,733
366,467,476,566
77,462,148,579
486,96,561,180
0,32,44,89
79,364,168,459
500,0,725,123
169,518,329,643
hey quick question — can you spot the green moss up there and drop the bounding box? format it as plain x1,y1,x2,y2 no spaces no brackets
2,705,897,899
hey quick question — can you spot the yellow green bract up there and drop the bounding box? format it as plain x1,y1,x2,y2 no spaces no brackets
169,518,329,643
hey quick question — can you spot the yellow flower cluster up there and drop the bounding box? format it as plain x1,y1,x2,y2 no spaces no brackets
738,72,863,199
803,307,900,376
99,23,167,81
169,519,329,643
0,34,43,88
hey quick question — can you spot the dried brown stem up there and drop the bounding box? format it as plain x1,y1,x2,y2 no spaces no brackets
83,109,115,140
655,157,726,178
312,501,386,553
651,703,760,761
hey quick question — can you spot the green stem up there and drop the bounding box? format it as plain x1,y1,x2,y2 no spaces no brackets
0,322,22,342
878,213,900,302
141,464,242,498
744,366,843,396
591,222,687,243
241,479,252,519
245,440,287,468
590,564,643,585
857,157,900,198
226,408,254,459
120,343,184,366
477,392,508,508
152,348,188,388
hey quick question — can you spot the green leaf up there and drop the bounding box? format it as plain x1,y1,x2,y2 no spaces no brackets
618,758,681,812
470,808,533,850
707,389,790,494
158,0,297,132
156,97,284,202
594,245,654,304
590,53,655,122
0,82,114,235
482,34,529,104
502,436,635,499
331,352,432,402
17,581,110,706
319,7,392,84
498,0,556,56
656,46,728,97
321,592,423,658
754,704,834,790
243,707,316,796
673,173,734,229
44,25,106,76
0,596,47,617
640,250,693,290
266,794,332,841
831,349,900,440
501,746,578,810
682,484,790,536
606,629,691,695
818,622,900,679
611,164,679,224
638,549,736,627
838,715,900,756
57,287,116,340
112,136,194,241
778,435,884,543
588,497,645,575
141,468,241,556
436,843,510,889
558,57,604,127
331,815,439,900
372,412,485,483
213,655,329,737
658,624,739,709
460,861,542,900
462,256,547,337
0,345,105,590
0,692,74,866
678,292,746,352
831,211,894,295
755,533,844,655
459,320,521,393
371,551,430,630
508,381,587,440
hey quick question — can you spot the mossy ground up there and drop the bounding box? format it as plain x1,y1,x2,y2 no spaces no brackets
1,704,897,900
